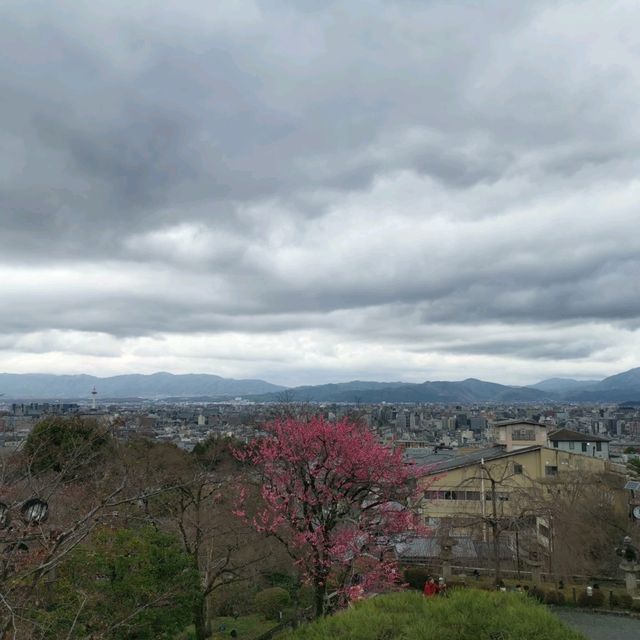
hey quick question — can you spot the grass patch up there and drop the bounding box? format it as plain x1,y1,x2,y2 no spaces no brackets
210,614,279,639
281,590,587,640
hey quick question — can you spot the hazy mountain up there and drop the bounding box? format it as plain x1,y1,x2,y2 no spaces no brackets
250,380,411,403
4,367,640,403
250,378,551,403
592,367,640,390
565,367,640,402
528,378,600,393
0,372,285,399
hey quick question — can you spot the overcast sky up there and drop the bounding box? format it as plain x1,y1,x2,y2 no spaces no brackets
1,0,640,387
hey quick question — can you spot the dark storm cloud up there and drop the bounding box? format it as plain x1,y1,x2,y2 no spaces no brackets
2,0,640,382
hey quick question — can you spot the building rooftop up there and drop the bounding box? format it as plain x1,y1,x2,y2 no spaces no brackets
492,419,546,428
547,428,610,443
396,536,513,561
422,444,542,475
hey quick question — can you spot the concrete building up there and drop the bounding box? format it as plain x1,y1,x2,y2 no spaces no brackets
547,428,610,460
418,444,627,552
491,419,548,451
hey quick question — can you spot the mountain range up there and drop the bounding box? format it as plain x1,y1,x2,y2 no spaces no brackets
0,372,284,400
3,367,640,403
250,378,547,404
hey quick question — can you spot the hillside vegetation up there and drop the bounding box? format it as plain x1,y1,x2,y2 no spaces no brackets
282,590,586,640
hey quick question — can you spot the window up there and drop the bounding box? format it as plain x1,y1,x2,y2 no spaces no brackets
545,465,558,477
513,463,523,474
425,490,482,501
512,429,535,441
485,492,509,501
552,441,558,448
569,441,575,450
581,443,587,452
596,442,602,452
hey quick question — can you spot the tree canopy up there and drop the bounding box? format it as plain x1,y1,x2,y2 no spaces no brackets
236,416,424,616
35,526,200,640
23,415,111,476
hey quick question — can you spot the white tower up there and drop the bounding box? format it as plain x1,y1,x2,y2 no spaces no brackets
91,386,97,411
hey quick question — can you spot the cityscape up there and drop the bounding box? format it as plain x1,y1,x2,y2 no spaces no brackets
3,1,640,639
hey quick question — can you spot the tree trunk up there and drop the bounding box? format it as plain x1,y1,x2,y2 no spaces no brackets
492,523,502,586
194,596,208,640
490,479,502,586
314,580,326,618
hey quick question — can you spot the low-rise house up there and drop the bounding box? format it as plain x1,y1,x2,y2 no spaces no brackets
547,428,610,460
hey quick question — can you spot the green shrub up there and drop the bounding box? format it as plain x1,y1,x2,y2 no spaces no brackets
544,590,565,605
528,586,546,603
576,589,604,608
254,587,291,620
210,583,253,617
444,580,467,591
174,628,197,640
403,568,431,590
610,592,633,609
296,584,315,610
281,590,586,639
262,571,298,596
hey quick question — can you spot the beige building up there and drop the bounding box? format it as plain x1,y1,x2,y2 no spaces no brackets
490,419,549,451
418,444,627,550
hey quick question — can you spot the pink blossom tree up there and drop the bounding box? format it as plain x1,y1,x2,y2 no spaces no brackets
235,416,425,616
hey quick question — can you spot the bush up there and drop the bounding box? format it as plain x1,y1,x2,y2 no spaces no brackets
403,567,431,590
210,583,253,617
262,571,299,596
528,586,546,603
544,590,566,606
577,589,604,608
296,584,315,610
281,590,585,639
444,580,467,591
254,587,291,620
610,592,633,609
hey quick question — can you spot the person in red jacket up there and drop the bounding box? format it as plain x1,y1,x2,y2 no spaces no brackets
423,577,438,597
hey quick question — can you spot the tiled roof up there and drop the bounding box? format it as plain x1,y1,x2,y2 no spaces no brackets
493,419,546,428
396,536,512,560
547,428,610,443
422,445,542,475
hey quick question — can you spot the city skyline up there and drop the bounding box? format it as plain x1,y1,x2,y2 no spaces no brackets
2,1,640,387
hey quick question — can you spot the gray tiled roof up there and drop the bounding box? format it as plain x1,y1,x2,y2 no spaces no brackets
493,419,546,427
421,445,542,475
396,536,512,560
547,428,610,442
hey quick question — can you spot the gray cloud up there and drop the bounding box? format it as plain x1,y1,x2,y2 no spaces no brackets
1,0,640,384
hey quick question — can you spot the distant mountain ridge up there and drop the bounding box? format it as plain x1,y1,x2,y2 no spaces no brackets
250,368,640,403
0,372,285,399
527,378,601,393
249,378,551,403
561,367,640,402
3,367,640,403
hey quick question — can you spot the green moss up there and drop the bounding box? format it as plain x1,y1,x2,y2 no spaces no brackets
282,590,587,640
